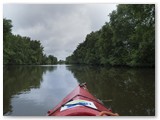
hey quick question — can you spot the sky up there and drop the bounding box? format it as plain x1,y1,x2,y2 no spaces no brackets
3,4,117,60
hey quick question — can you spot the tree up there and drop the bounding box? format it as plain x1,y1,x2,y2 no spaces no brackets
3,18,58,65
66,4,155,67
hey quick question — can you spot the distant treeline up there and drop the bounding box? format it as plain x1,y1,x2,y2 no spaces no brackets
66,4,155,67
3,18,57,65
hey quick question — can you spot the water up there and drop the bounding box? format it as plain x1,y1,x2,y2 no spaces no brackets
3,65,155,116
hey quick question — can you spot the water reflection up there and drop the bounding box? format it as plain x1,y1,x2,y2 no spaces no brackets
3,65,155,116
4,65,55,115
66,65,155,116
3,65,78,115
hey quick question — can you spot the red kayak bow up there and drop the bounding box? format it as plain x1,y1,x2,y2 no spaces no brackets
47,83,119,116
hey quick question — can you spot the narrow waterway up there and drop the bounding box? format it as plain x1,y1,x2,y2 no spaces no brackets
3,65,155,116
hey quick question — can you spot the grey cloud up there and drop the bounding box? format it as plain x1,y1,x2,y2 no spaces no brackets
3,4,116,60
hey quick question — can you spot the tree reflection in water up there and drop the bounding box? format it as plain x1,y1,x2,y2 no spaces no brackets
66,65,155,116
3,65,154,116
3,65,57,115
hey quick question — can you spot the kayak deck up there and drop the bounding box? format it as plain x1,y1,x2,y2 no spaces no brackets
47,83,118,116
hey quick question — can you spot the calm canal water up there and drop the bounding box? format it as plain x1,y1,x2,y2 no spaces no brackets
3,65,155,116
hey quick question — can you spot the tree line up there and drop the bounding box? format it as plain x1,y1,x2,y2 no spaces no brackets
66,4,155,67
3,18,57,65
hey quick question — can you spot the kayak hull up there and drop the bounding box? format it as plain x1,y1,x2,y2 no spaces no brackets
47,83,116,116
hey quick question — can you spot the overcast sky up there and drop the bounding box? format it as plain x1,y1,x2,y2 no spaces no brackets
3,4,117,60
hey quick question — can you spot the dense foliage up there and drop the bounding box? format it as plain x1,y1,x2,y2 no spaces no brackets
3,18,57,65
66,4,155,67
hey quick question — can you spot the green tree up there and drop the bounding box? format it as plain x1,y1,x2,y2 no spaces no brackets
66,4,155,67
3,18,58,65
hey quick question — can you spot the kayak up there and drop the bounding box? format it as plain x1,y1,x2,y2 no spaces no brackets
47,83,119,116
